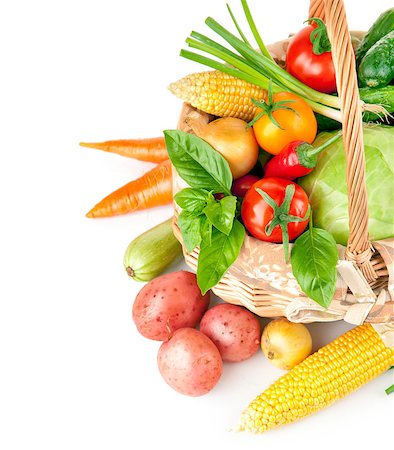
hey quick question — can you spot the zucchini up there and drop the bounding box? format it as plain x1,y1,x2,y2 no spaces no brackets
356,8,394,66
123,218,182,282
315,86,394,131
358,31,394,88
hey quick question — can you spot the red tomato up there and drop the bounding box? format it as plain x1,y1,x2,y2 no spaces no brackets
286,23,337,94
241,178,309,243
231,175,260,197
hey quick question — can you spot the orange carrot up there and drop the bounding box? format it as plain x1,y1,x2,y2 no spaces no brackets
80,137,168,162
86,159,173,218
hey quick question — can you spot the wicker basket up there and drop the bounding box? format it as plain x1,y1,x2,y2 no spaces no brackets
172,0,394,325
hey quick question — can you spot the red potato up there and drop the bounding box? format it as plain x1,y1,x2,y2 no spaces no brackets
157,328,222,396
199,303,261,362
132,271,210,341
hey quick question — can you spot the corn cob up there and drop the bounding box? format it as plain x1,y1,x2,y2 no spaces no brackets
168,70,266,121
239,324,394,433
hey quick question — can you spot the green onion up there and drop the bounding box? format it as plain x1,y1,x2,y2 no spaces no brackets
180,0,346,121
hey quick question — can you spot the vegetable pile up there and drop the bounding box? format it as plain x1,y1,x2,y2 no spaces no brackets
82,0,394,435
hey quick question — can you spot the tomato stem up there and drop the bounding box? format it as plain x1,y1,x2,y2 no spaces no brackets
306,18,332,55
256,184,310,262
248,81,299,129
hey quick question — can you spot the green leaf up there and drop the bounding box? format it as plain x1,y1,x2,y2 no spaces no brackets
203,196,237,235
177,210,203,253
197,219,245,294
200,216,213,247
174,188,213,213
290,226,338,308
164,130,232,195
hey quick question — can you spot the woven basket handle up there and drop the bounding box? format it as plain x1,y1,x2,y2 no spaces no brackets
308,0,376,281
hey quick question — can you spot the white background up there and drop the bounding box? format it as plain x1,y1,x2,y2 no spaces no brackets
1,0,393,449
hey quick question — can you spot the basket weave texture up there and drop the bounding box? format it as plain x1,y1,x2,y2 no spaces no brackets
172,0,394,325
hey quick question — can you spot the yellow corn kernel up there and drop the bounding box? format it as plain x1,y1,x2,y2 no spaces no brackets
239,324,394,433
168,70,266,122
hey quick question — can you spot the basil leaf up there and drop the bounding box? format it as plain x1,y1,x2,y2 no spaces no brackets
174,188,213,214
290,227,338,308
164,130,232,195
197,219,245,294
203,196,237,235
177,210,203,252
200,216,212,247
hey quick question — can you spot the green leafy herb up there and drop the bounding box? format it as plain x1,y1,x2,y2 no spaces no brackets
290,217,338,308
203,196,237,235
197,220,245,294
164,130,232,195
177,210,204,252
166,128,246,293
174,188,214,213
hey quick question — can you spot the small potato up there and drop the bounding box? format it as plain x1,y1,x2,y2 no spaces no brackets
157,328,222,396
199,303,261,362
132,271,210,341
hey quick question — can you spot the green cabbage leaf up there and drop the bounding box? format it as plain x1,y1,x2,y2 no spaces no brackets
299,125,394,245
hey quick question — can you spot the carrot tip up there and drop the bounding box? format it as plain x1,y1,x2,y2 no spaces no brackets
79,142,98,149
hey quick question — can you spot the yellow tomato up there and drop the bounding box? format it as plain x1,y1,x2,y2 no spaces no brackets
252,92,317,155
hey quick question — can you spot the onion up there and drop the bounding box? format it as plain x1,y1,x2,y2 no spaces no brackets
186,117,259,179
261,318,312,370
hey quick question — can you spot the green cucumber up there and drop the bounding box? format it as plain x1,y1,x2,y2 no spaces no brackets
356,8,394,66
315,86,394,131
123,218,182,282
358,31,394,88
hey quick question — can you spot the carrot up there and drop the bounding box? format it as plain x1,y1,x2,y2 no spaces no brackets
79,137,168,162
86,159,173,218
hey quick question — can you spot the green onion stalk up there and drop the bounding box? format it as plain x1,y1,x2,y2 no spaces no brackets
180,0,382,122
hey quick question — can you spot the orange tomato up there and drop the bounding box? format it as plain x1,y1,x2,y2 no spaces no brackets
252,92,317,155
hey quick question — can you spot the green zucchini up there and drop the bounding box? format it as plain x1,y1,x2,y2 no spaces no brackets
315,86,394,131
356,8,394,66
358,31,394,88
123,218,182,282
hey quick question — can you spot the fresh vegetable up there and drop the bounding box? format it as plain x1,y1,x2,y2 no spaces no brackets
123,218,182,282
241,178,310,261
250,89,317,155
199,303,261,362
356,8,394,66
185,116,259,179
358,30,394,88
286,18,336,94
231,174,260,197
291,217,338,308
86,159,172,218
263,132,341,180
79,137,168,162
239,324,394,433
168,70,267,122
360,86,394,122
132,271,210,341
260,318,312,370
315,85,394,130
165,130,246,294
299,126,394,245
179,0,382,122
157,328,222,396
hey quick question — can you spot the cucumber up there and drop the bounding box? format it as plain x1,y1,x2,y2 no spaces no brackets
123,218,182,282
358,31,394,88
315,86,394,131
356,8,394,66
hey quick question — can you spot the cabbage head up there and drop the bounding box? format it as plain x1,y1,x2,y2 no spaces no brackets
299,125,394,245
